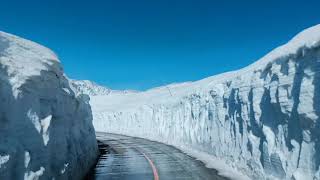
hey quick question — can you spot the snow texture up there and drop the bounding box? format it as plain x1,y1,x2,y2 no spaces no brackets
0,31,98,179
90,24,320,179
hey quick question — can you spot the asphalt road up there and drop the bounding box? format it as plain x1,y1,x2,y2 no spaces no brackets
89,132,228,180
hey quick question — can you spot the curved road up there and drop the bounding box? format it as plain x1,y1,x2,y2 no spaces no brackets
89,132,228,180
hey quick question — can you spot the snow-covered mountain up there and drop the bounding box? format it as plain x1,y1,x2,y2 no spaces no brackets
0,32,98,179
71,80,112,96
90,25,320,180
71,79,139,96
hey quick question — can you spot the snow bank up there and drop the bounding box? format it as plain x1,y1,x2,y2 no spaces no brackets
90,24,320,179
0,32,98,179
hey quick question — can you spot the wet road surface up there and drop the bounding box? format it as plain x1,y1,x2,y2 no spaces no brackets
89,132,228,180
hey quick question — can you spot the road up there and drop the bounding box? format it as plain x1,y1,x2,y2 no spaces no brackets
88,132,228,180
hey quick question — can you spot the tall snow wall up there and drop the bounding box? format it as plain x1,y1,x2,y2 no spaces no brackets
0,32,98,179
92,25,320,179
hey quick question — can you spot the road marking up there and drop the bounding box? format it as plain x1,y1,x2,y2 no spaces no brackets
135,147,159,180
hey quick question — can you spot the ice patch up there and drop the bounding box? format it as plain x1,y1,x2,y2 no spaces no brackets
0,154,10,168
60,163,69,174
62,88,71,95
24,151,45,180
24,167,45,180
27,111,52,146
24,151,30,168
27,110,41,133
40,115,52,146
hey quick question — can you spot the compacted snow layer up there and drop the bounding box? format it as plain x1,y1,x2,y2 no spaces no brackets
91,25,320,179
0,32,98,179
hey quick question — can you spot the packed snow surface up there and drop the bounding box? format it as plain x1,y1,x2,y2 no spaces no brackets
0,32,98,179
88,25,320,179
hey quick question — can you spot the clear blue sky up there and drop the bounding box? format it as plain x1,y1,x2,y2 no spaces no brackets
0,0,319,90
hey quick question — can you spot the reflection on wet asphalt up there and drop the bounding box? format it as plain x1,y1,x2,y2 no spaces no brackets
89,132,228,180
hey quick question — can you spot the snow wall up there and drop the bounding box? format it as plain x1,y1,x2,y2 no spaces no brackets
0,32,98,179
92,25,320,179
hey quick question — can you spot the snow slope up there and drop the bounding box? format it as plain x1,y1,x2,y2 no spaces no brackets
0,32,98,179
71,79,139,96
70,80,112,96
91,24,320,179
